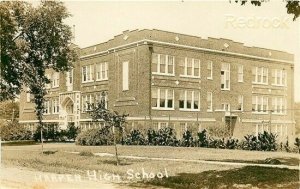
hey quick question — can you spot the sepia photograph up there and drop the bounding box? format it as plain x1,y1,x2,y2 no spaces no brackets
0,0,300,189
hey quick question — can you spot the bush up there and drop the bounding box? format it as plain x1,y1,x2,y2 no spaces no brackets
122,129,146,145
65,123,80,141
0,121,32,141
182,130,194,147
241,132,277,151
147,127,179,146
197,129,209,147
79,151,94,156
76,126,114,146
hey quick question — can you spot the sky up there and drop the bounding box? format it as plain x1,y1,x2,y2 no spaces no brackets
61,0,300,101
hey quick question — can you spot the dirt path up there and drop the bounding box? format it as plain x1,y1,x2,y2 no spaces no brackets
0,165,133,189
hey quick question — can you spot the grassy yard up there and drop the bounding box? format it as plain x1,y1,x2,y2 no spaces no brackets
2,143,299,188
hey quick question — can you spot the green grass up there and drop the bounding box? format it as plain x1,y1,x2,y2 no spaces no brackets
145,166,300,189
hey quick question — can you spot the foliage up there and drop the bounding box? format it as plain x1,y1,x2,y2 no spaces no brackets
0,121,31,141
241,132,277,151
122,129,146,145
79,151,94,156
197,129,209,147
0,101,19,120
75,127,114,146
181,130,194,147
65,122,80,141
147,127,179,146
294,137,300,153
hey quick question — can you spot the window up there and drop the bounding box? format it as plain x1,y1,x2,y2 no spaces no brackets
152,88,174,109
237,95,243,111
122,61,129,91
96,62,108,81
82,94,94,112
207,92,213,112
44,100,50,114
82,65,94,82
45,74,51,89
207,61,213,79
179,90,200,111
272,97,286,114
272,69,286,86
252,96,268,113
180,57,200,78
221,63,230,90
152,53,174,75
238,65,243,82
66,70,73,85
221,103,230,111
252,67,268,84
52,98,59,114
96,91,108,109
52,72,60,88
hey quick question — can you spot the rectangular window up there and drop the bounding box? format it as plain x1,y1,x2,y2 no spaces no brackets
179,90,200,111
82,94,94,112
207,92,213,112
252,67,268,85
221,103,230,111
122,61,129,91
252,96,268,113
52,98,59,114
181,57,201,78
96,91,108,109
272,69,287,86
152,88,174,109
207,61,213,79
96,62,108,81
44,100,50,114
272,96,287,114
238,95,243,111
221,63,230,90
52,72,60,88
82,65,93,83
238,65,243,82
152,53,174,75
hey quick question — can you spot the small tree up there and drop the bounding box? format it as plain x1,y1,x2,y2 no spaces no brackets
87,92,128,165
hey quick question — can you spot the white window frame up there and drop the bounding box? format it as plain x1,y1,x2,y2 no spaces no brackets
207,61,213,80
44,100,50,115
122,61,129,91
96,91,108,109
52,98,59,114
152,53,175,76
252,67,268,85
252,96,268,114
272,96,287,115
272,69,287,86
238,95,244,111
82,65,94,83
96,62,108,81
66,69,73,85
207,92,213,112
238,65,244,82
52,72,60,88
179,90,200,111
221,63,230,90
152,88,174,110
82,94,94,112
180,57,201,78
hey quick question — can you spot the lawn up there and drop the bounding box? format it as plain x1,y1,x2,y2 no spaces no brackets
2,143,299,188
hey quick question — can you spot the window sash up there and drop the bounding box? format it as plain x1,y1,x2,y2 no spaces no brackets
152,88,174,109
152,53,174,75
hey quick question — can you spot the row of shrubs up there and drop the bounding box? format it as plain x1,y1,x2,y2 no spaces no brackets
0,121,79,142
76,126,300,152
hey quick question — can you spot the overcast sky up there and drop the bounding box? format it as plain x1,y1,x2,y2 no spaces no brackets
62,0,300,101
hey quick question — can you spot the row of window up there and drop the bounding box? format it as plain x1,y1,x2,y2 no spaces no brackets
81,92,108,112
82,62,108,83
255,124,288,137
252,96,287,114
44,98,60,114
152,53,287,88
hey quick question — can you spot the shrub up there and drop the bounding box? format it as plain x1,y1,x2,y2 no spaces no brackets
0,121,32,141
147,127,179,146
197,129,209,147
241,132,277,151
65,123,80,141
79,151,94,156
182,130,194,147
75,126,114,146
123,129,146,145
